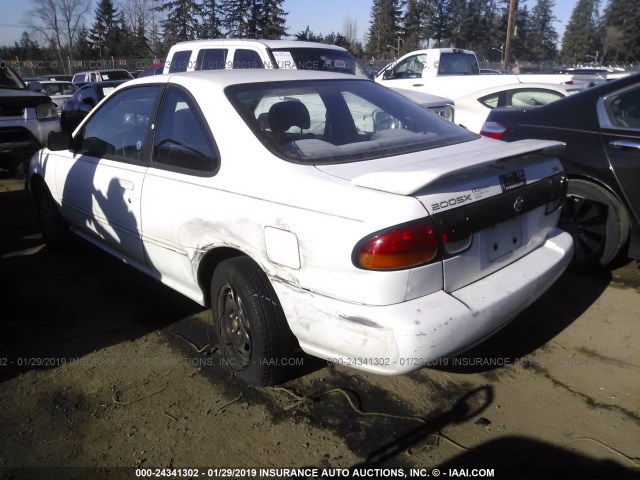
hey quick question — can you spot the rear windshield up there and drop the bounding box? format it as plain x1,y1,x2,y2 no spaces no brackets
0,62,26,90
438,53,479,75
226,79,476,164
271,48,357,75
99,70,133,81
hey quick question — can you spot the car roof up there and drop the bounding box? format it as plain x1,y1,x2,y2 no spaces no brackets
73,69,131,75
169,39,349,52
126,69,361,89
81,80,130,88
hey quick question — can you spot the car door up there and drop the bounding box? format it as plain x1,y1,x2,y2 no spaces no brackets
599,85,640,223
57,84,164,266
381,53,429,90
140,85,220,293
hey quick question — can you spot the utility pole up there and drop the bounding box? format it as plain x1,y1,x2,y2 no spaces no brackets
503,0,517,70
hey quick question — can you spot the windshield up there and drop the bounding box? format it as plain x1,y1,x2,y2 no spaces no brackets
0,62,26,90
226,79,476,164
271,48,358,75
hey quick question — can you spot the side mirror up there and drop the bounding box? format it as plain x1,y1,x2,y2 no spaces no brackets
48,131,72,151
82,97,95,108
383,68,395,80
28,81,43,92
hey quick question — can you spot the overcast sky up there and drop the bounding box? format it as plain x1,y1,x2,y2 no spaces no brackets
0,0,579,49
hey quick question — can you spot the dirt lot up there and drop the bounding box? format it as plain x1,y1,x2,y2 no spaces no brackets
1,173,639,479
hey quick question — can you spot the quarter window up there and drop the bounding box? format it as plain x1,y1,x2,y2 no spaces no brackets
169,50,192,73
479,89,565,108
233,49,264,69
152,86,219,174
78,86,161,163
196,49,228,70
605,87,640,128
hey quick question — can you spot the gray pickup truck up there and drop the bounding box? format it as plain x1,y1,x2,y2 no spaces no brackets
0,62,60,174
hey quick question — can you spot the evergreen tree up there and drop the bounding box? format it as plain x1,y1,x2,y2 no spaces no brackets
129,17,153,57
401,0,430,52
295,26,323,42
155,0,200,45
561,0,600,64
222,0,248,37
511,3,531,62
74,26,95,59
603,0,640,62
258,0,287,39
528,0,558,63
448,0,469,47
89,0,119,58
199,0,223,38
366,0,402,58
430,0,451,46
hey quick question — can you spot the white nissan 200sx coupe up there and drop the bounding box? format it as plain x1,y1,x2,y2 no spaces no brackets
28,70,573,385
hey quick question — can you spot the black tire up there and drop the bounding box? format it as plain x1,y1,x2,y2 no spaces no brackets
559,179,630,269
33,182,73,251
210,257,298,386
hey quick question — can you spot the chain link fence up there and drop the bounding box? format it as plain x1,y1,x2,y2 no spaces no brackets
7,56,640,78
8,58,163,77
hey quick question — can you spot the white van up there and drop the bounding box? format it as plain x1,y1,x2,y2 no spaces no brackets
163,39,360,75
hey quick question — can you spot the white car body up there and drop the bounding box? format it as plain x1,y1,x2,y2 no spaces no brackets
28,70,573,380
455,83,571,133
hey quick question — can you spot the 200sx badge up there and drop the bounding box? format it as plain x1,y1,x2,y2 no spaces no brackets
500,169,527,192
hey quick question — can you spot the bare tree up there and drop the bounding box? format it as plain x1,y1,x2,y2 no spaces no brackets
60,0,92,51
601,25,624,64
342,15,358,51
119,0,164,55
27,0,90,65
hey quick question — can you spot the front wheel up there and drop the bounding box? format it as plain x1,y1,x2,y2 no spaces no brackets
559,179,629,269
33,182,73,251
210,257,298,386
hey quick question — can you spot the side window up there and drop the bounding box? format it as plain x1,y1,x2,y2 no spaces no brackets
233,49,264,69
152,86,219,174
196,49,228,70
169,50,192,73
479,93,502,108
78,86,161,163
393,54,427,79
509,89,565,107
606,87,640,128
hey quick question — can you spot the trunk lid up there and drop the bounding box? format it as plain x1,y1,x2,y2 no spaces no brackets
317,137,566,292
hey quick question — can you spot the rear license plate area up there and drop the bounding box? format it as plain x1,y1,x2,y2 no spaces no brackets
487,217,523,263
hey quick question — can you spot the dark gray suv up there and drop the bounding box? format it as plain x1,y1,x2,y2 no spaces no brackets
0,61,60,174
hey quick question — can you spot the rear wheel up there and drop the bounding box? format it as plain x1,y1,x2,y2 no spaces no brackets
210,257,298,386
559,179,629,269
34,182,72,251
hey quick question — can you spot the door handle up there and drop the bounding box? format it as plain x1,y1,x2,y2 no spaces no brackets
412,84,424,87
118,179,134,190
609,139,640,150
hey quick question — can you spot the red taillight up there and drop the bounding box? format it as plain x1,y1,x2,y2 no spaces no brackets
480,121,512,139
355,220,439,270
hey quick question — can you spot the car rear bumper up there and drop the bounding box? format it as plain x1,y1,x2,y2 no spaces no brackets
273,228,573,375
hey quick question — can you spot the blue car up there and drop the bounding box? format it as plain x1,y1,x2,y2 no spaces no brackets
61,80,128,132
